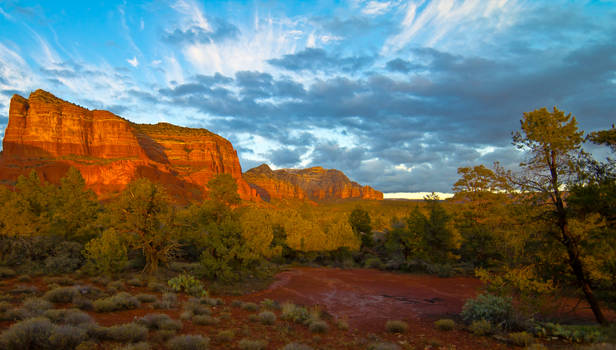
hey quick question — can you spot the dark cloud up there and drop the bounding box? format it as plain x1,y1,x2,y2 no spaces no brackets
385,58,423,73
164,18,239,44
267,146,306,167
267,48,373,73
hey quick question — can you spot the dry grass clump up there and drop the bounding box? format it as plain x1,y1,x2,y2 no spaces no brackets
43,308,93,326
103,323,148,343
509,331,534,346
434,318,456,331
153,293,177,309
258,311,276,325
167,334,210,350
137,313,182,331
44,286,78,303
215,329,235,342
241,302,259,312
0,316,89,350
469,319,493,336
93,292,140,312
238,338,268,350
192,315,220,326
385,320,408,333
308,320,329,333
135,293,157,303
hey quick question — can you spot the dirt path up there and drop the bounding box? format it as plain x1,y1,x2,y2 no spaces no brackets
245,267,483,331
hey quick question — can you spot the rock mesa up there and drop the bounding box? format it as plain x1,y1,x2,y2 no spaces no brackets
0,90,257,201
244,164,383,201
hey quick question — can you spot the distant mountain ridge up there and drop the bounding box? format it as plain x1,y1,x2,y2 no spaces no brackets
244,164,383,201
0,89,382,202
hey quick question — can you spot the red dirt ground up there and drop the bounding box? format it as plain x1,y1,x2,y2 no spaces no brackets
245,267,484,332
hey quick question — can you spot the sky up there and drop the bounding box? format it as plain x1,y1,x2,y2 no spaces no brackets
0,0,614,196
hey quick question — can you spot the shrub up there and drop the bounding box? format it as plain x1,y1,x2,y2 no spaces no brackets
44,308,93,326
260,299,278,310
44,286,79,303
215,329,234,342
153,293,177,309
0,317,54,350
308,320,329,333
241,302,259,312
0,267,16,279
202,297,223,306
281,343,314,350
105,323,148,343
93,292,140,312
183,298,211,316
168,274,207,297
258,311,276,325
461,293,513,328
231,300,243,308
72,297,93,310
385,320,408,333
238,338,268,350
364,257,384,269
22,297,53,314
136,294,157,303
147,281,167,292
192,315,220,326
16,275,31,282
469,319,493,336
167,335,210,350
150,330,176,343
509,331,534,347
336,318,349,330
137,314,182,331
107,280,126,291
44,276,75,286
127,278,146,287
113,342,151,350
83,228,128,275
281,303,310,324
434,318,456,331
49,325,87,349
248,314,259,322
368,343,401,350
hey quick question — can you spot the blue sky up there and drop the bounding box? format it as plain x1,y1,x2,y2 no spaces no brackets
0,0,614,195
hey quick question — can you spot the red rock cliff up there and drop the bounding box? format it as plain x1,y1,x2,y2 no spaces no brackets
244,164,383,201
0,90,258,201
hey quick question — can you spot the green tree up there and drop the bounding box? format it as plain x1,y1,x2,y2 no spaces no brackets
207,173,241,206
349,207,373,248
83,228,128,275
109,178,178,274
512,107,607,324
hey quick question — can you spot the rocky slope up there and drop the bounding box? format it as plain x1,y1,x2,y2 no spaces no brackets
0,90,257,201
244,164,383,201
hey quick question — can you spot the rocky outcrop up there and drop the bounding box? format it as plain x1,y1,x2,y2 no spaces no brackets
244,164,383,201
0,90,258,201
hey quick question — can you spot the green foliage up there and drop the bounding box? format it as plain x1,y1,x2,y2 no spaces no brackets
167,335,210,350
93,292,140,313
108,178,178,274
238,338,268,350
461,293,513,328
206,173,240,207
385,320,408,333
82,228,128,275
509,331,534,346
434,319,456,331
257,311,276,325
469,319,493,336
534,323,605,343
168,273,207,297
349,207,373,248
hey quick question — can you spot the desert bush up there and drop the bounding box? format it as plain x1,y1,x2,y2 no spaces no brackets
43,241,84,274
385,320,408,333
44,276,75,286
147,281,167,292
364,257,384,269
136,293,157,303
126,278,146,287
22,297,53,315
9,284,38,295
281,303,310,324
534,323,605,343
308,320,329,333
153,292,177,309
44,308,93,326
192,315,220,326
461,293,513,328
231,300,243,307
247,314,259,322
241,302,259,312
168,274,207,297
183,298,211,316
238,338,268,350
215,329,234,342
368,343,401,350
0,267,16,279
137,313,182,331
93,292,140,313
72,297,93,310
509,331,534,346
280,343,314,350
105,323,148,343
258,311,276,325
202,297,223,306
469,319,493,336
167,335,210,350
16,275,31,282
107,280,126,291
44,286,79,303
150,330,176,343
49,325,87,349
0,317,54,350
113,342,151,350
434,318,456,331
335,317,349,330
260,298,278,310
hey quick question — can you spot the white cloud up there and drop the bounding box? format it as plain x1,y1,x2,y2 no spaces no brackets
381,0,520,55
127,56,139,67
362,1,392,15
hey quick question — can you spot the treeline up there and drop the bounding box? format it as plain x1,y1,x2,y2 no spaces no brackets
0,169,358,282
